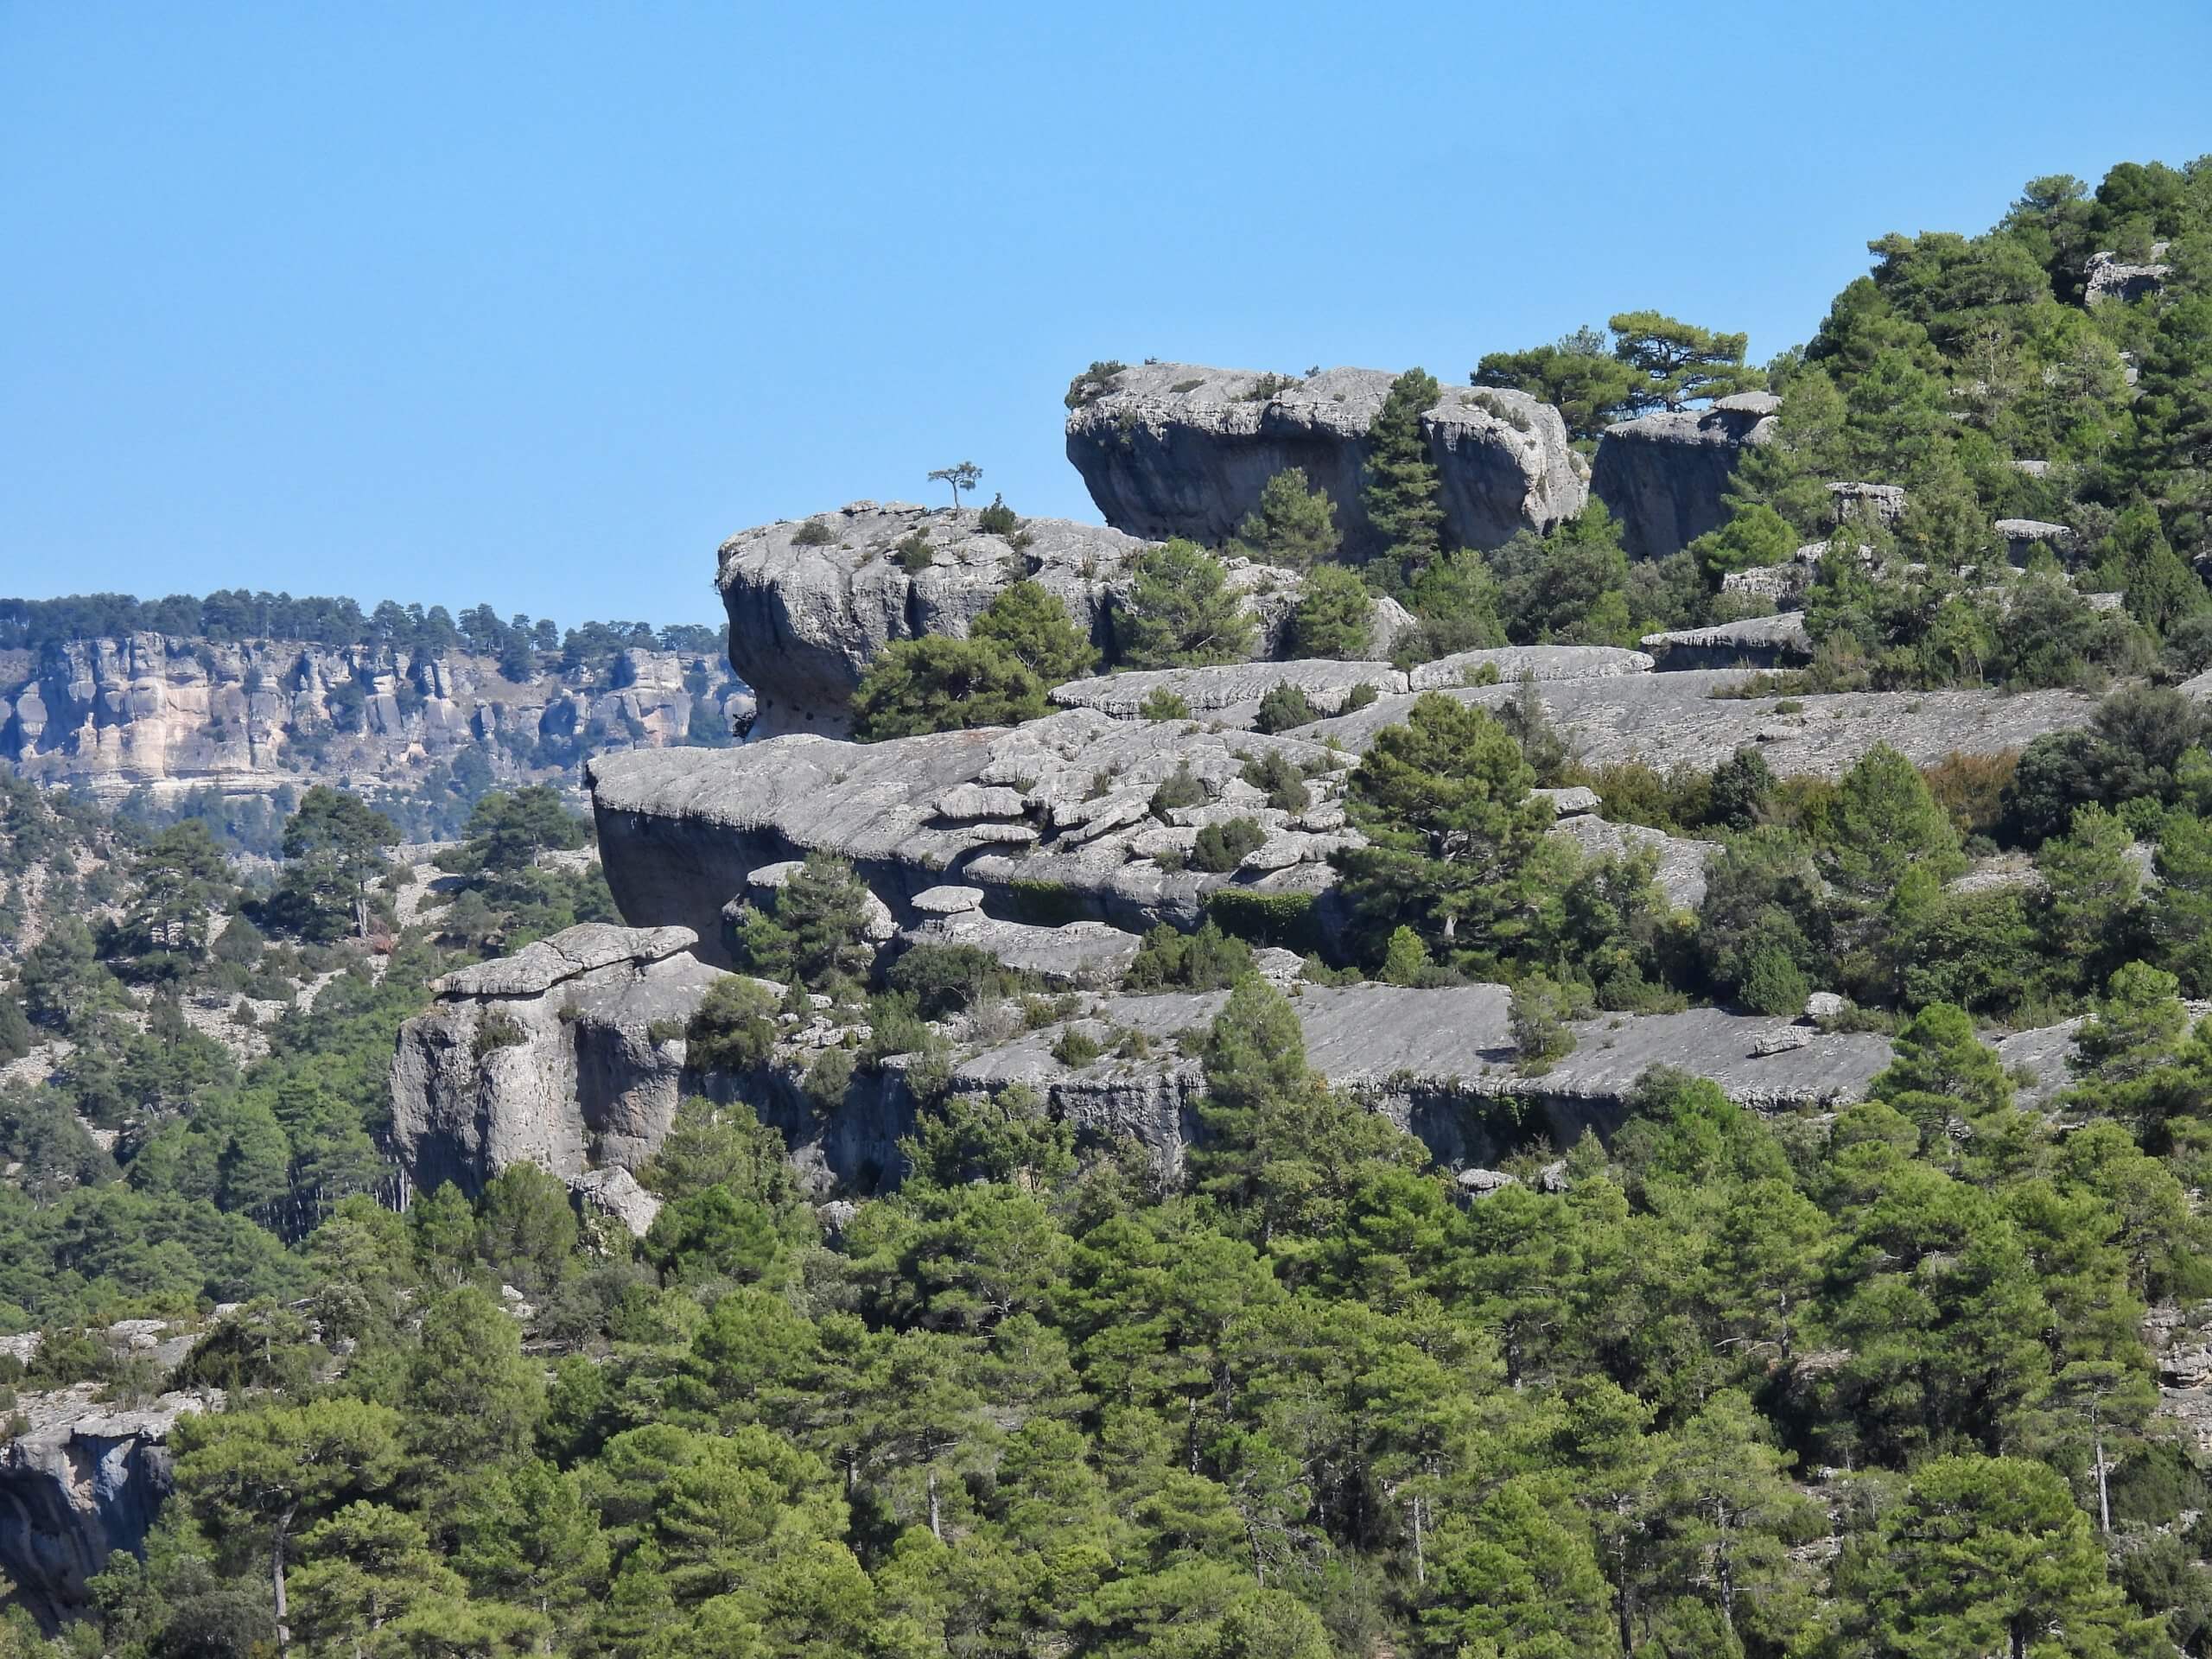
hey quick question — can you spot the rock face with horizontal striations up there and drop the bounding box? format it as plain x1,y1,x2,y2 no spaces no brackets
1065,362,1587,560
1587,392,1779,560
391,922,723,1205
1,633,745,802
588,712,1355,954
1293,669,2100,779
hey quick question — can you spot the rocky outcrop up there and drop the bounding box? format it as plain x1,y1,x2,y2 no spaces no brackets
1048,645,1657,728
1065,362,1586,559
1640,612,1812,669
1294,670,2100,779
1,1384,213,1631
953,983,1890,1177
391,922,723,1204
715,501,1147,738
1587,392,1778,559
1996,518,2075,565
2085,246,2170,306
1,633,748,802
714,500,1328,736
588,713,1354,956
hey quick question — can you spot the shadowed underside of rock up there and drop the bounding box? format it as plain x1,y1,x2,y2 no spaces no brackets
1065,362,1587,559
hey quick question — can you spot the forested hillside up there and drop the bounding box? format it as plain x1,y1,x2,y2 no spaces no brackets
2,155,2211,1659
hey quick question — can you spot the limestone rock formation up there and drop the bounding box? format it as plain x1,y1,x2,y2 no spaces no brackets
1065,362,1586,559
588,712,1351,952
391,922,723,1202
1,1384,213,1632
1639,612,1813,669
2085,245,2171,305
1294,669,2100,779
0,632,747,801
1048,645,1656,728
715,501,1147,737
714,500,1325,736
1587,392,1778,559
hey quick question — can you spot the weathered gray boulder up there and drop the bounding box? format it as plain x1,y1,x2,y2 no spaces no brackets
1065,362,1586,559
2085,246,2170,306
1587,392,1778,560
1640,612,1812,669
899,912,1141,988
1052,659,1407,721
1,1385,213,1632
391,922,722,1198
1407,645,1655,690
1047,645,1656,729
716,501,1144,738
1996,518,2075,566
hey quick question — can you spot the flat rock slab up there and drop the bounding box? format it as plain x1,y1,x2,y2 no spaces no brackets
1293,671,2100,779
1641,612,1813,662
900,914,1142,988
434,923,698,998
1053,659,1407,719
1408,645,1654,690
956,982,1892,1115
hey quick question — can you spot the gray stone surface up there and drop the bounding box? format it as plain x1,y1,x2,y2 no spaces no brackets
1065,362,1586,559
1052,659,1407,720
952,982,1891,1175
1640,612,1812,668
1548,814,1719,909
588,713,1351,953
2085,246,2171,306
1996,518,2075,565
1588,398,1777,560
715,500,1146,738
899,913,1142,988
1406,645,1655,690
1,1385,213,1632
1827,481,1908,525
567,1166,663,1238
393,922,726,1196
1293,671,2100,779
433,923,698,998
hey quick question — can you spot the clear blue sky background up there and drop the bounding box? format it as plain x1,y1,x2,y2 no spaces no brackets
4,3,2207,630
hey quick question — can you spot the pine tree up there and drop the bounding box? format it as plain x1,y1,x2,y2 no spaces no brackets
1362,369,1445,578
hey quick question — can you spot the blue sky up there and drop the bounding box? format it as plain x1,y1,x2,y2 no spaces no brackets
3,3,2207,630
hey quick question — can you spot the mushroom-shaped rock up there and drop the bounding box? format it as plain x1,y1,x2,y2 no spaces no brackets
912,884,988,916
1639,612,1814,669
1065,361,1586,559
1587,397,1778,560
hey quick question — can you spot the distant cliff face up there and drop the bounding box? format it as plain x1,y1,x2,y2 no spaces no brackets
0,633,753,800
1065,362,1589,557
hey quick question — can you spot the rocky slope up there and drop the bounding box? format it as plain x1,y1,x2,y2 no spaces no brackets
1,633,752,806
1065,362,1588,558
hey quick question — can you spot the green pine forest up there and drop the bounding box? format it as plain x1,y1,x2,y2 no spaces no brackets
2,156,2212,1658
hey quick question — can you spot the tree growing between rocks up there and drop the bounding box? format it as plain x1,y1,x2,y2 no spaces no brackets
925,461,981,511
